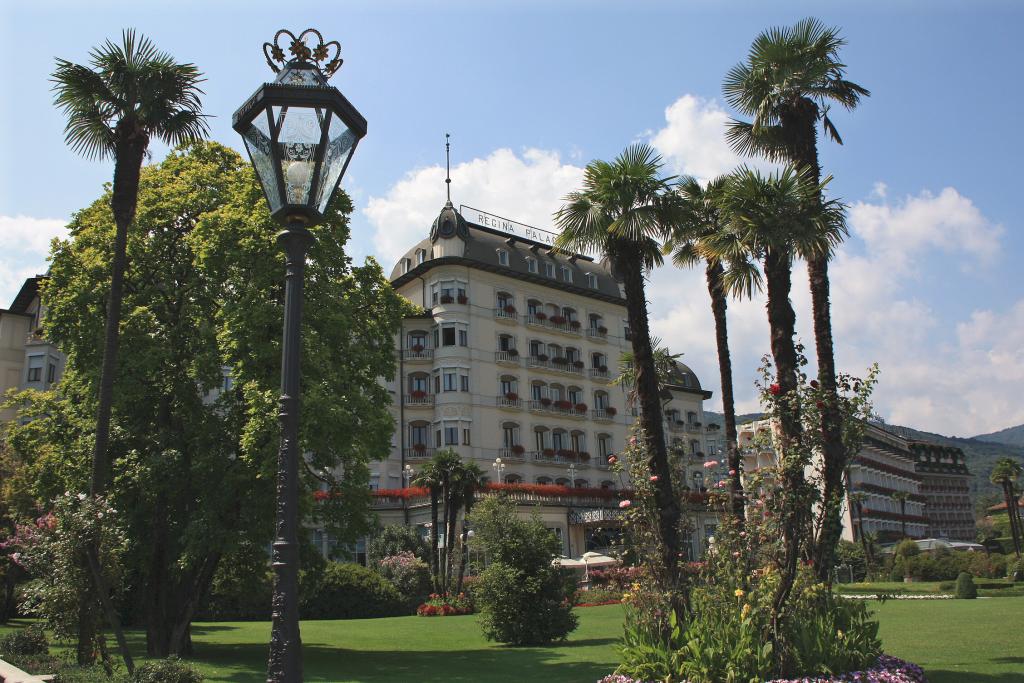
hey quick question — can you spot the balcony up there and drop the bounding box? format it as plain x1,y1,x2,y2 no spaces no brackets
405,394,435,407
586,327,608,342
524,314,583,338
526,356,584,376
527,400,588,418
403,348,433,362
496,395,523,410
530,450,596,467
493,447,527,462
493,308,518,323
591,408,617,422
588,368,611,382
404,446,435,460
494,350,521,365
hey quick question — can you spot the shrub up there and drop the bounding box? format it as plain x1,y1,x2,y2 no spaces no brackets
955,572,977,599
130,657,203,683
367,525,431,565
1008,558,1023,582
0,623,48,656
575,586,622,605
469,496,578,645
53,666,129,683
377,552,431,611
301,562,405,619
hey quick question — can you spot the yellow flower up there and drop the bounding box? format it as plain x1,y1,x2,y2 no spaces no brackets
734,589,745,598
741,603,751,618
837,629,845,639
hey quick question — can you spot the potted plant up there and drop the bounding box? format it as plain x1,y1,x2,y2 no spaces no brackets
550,315,567,325
575,403,588,413
507,348,519,357
558,449,573,459
542,448,555,458
505,391,519,401
534,311,547,321
411,389,427,399
579,451,590,462
503,304,517,314
413,443,426,453
457,294,468,304
572,360,585,369
536,353,549,362
411,343,425,353
511,444,525,455
440,295,454,304
605,406,617,417
569,320,581,330
539,397,552,407
552,356,568,365
555,399,572,410
597,325,608,334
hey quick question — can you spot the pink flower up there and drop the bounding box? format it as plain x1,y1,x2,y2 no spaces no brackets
607,455,617,464
739,531,747,538
629,437,637,446
649,475,659,482
618,500,632,509
703,460,718,468
728,469,736,476
732,551,740,558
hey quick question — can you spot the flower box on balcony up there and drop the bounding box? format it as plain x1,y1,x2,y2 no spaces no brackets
693,421,702,427
503,305,517,314
506,348,519,357
598,326,608,334
558,449,574,459
555,400,572,410
575,403,588,413
535,353,549,362
440,295,454,304
511,445,525,455
605,407,618,417
542,448,555,458
579,451,590,461
550,315,567,325
534,312,547,320
457,295,468,304
551,357,568,366
598,365,609,372
540,397,552,407
413,443,427,453
411,344,425,353
505,392,519,401
410,390,427,399
569,320,581,330
572,360,585,369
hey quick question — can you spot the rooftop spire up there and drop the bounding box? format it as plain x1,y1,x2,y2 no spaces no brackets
445,132,452,202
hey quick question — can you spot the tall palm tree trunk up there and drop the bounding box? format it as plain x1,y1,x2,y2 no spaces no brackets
1004,482,1022,557
763,247,805,653
899,499,907,538
616,249,684,600
429,489,440,591
706,262,744,522
456,495,474,594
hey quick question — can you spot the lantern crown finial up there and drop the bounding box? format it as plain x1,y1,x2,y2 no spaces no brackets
263,29,343,79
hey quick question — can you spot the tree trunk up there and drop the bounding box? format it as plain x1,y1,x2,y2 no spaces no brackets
615,248,684,604
900,499,907,539
763,247,805,657
456,496,474,594
429,488,439,591
1004,482,1022,557
706,262,743,522
441,473,452,594
444,490,458,593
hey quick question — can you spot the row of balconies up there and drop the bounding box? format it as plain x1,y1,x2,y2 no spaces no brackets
400,445,610,469
666,420,704,434
493,307,610,342
401,348,613,384
402,394,618,422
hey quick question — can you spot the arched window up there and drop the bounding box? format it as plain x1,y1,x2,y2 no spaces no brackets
562,307,577,323
549,383,565,402
496,291,514,309
407,329,429,350
407,372,430,395
567,386,583,405
531,380,547,402
502,421,520,448
537,476,553,485
600,480,616,490
597,433,612,458
565,347,581,365
552,428,568,451
527,299,542,317
505,473,523,484
547,343,563,360
534,426,551,451
498,333,516,352
594,390,610,410
555,477,570,487
570,430,586,453
573,478,588,489
409,421,430,449
500,375,518,397
589,313,604,330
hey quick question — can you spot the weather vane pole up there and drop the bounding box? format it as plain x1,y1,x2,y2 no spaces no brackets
445,133,452,202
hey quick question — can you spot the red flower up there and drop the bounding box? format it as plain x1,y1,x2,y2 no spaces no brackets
607,455,617,464
810,379,819,389
769,383,781,395
816,401,825,409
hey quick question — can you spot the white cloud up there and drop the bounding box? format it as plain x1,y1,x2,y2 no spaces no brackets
0,215,68,305
363,148,584,269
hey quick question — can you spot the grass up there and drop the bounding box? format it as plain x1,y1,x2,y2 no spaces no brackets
836,578,1024,598
3,599,1022,682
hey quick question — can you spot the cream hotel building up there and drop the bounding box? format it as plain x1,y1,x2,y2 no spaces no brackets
358,199,721,559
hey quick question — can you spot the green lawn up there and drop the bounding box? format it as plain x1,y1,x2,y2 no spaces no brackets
3,599,1022,682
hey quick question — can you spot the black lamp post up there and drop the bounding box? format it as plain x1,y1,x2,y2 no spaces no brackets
233,29,366,683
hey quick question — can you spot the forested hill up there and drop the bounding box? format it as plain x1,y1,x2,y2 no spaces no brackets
703,412,1024,501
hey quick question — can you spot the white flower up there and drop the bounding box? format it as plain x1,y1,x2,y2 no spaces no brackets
77,493,87,500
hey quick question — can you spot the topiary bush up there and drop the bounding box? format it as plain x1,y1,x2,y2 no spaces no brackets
129,657,203,683
955,572,977,599
301,562,405,619
0,623,48,656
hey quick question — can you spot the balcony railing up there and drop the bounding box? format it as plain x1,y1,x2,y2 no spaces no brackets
523,314,582,337
404,447,435,460
494,350,521,365
496,396,523,409
527,400,587,418
588,368,611,381
586,328,608,341
493,308,518,322
403,348,433,361
405,394,435,407
591,408,617,421
530,450,596,467
526,356,584,376
494,447,527,462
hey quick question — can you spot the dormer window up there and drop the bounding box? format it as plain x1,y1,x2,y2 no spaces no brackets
585,272,597,289
544,262,555,278
527,257,538,273
403,258,412,274
497,249,509,266
416,249,426,265
561,266,572,283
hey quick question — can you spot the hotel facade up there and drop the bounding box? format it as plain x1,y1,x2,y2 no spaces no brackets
343,201,721,559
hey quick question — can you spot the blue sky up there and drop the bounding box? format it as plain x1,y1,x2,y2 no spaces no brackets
2,0,1022,436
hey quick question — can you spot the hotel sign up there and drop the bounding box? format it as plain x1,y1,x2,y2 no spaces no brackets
460,205,559,246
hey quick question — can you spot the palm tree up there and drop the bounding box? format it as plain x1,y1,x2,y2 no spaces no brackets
455,462,486,594
554,143,687,594
990,457,1023,557
714,165,845,640
891,491,911,538
724,17,869,580
613,337,683,410
666,175,762,522
412,460,443,590
51,30,206,669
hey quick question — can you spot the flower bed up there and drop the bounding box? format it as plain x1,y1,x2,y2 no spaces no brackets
417,592,473,616
597,655,928,683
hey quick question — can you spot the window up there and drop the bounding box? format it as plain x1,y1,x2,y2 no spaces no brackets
409,331,428,349
529,340,543,357
47,363,56,384
502,423,518,447
416,249,426,265
591,352,605,368
544,262,555,278
411,423,428,446
460,375,470,392
497,249,509,266
597,434,612,458
571,431,585,452
458,329,468,347
531,382,545,401
442,327,456,346
561,266,572,283
567,387,582,404
403,258,412,273
498,334,515,352
436,322,468,347
409,374,428,393
594,391,609,409
585,272,597,289
496,291,513,309
463,428,472,445
26,356,43,382
527,257,538,273
444,425,459,445
552,430,566,450
500,376,517,396
443,370,457,391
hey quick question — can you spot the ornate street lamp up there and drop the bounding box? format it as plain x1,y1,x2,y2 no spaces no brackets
233,28,366,683
492,457,506,483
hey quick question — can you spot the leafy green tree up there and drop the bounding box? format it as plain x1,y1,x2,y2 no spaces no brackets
990,457,1023,557
5,141,409,656
665,175,762,521
724,18,869,580
554,143,686,592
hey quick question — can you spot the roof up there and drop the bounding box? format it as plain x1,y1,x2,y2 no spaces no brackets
389,204,625,305
9,277,41,314
663,359,712,399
